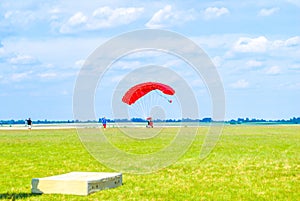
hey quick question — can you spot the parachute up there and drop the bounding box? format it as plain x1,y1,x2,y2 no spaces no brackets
122,82,175,105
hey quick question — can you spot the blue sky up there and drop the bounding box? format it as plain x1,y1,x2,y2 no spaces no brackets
0,0,299,120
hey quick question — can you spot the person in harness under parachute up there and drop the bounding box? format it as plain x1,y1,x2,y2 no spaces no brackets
146,117,153,128
121,82,175,129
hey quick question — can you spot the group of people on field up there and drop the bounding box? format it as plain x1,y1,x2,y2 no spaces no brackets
100,117,153,128
25,116,153,130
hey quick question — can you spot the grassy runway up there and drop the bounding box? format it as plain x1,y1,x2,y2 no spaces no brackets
0,125,299,200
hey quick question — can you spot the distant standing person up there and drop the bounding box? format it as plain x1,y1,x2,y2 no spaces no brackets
26,118,32,130
101,117,107,129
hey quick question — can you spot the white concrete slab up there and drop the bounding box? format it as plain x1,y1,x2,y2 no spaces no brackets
31,172,122,195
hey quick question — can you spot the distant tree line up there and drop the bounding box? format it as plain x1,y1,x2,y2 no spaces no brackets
1,117,300,125
227,117,300,124
0,119,77,125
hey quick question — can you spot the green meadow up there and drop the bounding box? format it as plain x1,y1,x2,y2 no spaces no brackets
0,125,299,200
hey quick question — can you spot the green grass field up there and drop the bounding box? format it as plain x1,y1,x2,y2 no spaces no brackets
0,125,299,200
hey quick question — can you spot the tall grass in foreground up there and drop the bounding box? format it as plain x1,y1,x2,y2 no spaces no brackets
0,125,299,200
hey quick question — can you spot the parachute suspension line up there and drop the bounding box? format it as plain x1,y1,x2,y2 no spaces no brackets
129,104,142,119
152,90,160,119
149,90,166,120
145,92,155,118
149,90,155,116
142,92,148,118
131,91,161,120
128,95,146,120
154,90,171,103
150,91,159,117
143,94,150,118
153,90,161,106
137,98,147,119
127,90,173,122
144,93,150,118
128,93,152,120
146,93,151,117
129,100,146,123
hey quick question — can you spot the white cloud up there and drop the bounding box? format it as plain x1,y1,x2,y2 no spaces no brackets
265,66,281,75
113,60,142,70
258,7,279,16
60,7,144,33
49,8,61,14
111,75,126,83
271,36,300,50
227,35,300,58
90,7,144,29
38,72,57,78
75,59,85,68
9,55,38,65
289,64,300,70
285,36,300,47
203,7,229,20
272,39,285,49
4,10,36,27
146,5,195,28
48,7,62,20
11,72,31,82
212,56,223,67
230,79,249,89
279,81,300,90
68,12,88,26
233,36,268,53
60,12,88,33
246,60,263,67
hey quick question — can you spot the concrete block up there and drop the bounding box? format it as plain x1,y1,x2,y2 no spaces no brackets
31,172,122,195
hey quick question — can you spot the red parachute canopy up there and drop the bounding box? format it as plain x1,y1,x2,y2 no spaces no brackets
122,82,175,105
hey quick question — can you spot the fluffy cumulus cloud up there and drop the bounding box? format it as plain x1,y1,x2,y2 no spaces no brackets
9,54,39,65
91,7,144,29
230,35,300,56
4,10,37,27
233,36,268,53
265,66,281,75
60,6,144,33
59,12,88,33
258,7,280,16
271,36,300,54
68,12,88,26
75,59,85,68
48,7,61,17
203,7,229,20
212,56,223,67
146,5,195,28
11,72,32,82
284,36,300,47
